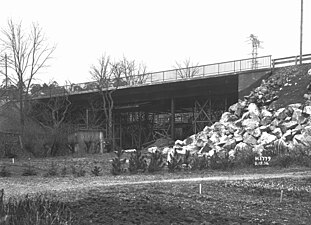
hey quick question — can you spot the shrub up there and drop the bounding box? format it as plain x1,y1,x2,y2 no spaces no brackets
111,148,127,175
270,154,294,168
22,160,37,176
128,150,147,174
147,150,165,173
233,150,258,168
210,152,233,170
167,149,183,172
71,163,86,177
0,166,11,177
182,150,192,170
22,166,37,176
44,162,58,177
60,166,67,177
91,166,101,176
190,154,209,170
294,155,311,167
270,152,311,168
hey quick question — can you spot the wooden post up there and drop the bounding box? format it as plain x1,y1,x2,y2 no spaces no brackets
171,98,175,140
138,112,142,149
99,131,104,153
86,109,89,129
300,0,303,64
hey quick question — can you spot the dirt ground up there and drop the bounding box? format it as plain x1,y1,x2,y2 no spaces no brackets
2,170,311,224
1,155,311,224
65,177,311,225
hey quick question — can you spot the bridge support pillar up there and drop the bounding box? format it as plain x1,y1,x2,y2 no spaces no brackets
171,97,175,140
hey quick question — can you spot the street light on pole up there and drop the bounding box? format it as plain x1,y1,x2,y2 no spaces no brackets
300,0,303,64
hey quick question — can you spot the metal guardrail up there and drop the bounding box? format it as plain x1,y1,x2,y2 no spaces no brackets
272,54,311,68
34,55,272,98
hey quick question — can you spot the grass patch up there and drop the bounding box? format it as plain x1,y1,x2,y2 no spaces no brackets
0,190,73,224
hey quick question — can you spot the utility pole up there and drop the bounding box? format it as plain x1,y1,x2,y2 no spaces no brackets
300,0,303,64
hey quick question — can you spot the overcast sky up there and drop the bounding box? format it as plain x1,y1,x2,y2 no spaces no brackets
0,0,310,85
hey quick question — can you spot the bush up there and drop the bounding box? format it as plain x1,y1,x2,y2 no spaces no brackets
210,152,233,170
182,150,192,170
167,150,183,172
22,160,37,176
128,150,147,174
0,166,11,177
44,162,58,177
91,166,101,176
147,150,165,173
190,154,209,170
270,153,311,168
111,148,127,175
0,190,73,224
233,150,258,168
60,166,68,177
71,163,86,177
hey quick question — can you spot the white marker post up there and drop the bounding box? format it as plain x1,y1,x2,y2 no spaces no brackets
12,158,14,164
199,183,202,194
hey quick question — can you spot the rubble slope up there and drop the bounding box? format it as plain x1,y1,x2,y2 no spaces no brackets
151,63,311,162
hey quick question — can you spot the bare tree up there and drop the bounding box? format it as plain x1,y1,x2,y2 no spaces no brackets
0,19,56,145
29,83,71,156
90,55,118,151
175,59,199,79
118,56,149,85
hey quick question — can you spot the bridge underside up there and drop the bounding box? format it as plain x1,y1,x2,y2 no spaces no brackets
65,74,238,149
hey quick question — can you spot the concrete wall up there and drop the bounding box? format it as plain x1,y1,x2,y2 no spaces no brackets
238,69,272,99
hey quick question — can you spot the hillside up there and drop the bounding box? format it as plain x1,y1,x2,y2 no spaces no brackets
263,64,311,109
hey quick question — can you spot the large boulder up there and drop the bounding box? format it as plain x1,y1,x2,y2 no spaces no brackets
280,121,298,133
258,132,277,145
248,103,260,116
260,116,273,126
260,108,273,118
242,118,260,131
303,105,311,115
220,112,238,123
229,101,245,117
243,132,257,145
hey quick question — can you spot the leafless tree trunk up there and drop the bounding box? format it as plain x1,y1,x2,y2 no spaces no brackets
90,55,119,151
0,20,55,148
29,87,71,156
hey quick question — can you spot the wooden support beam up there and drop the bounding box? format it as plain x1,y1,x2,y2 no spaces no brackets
171,97,175,140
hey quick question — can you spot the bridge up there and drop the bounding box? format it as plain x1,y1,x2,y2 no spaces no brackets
34,54,311,150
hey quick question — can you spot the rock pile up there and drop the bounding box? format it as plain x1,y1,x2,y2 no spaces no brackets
244,77,280,106
166,101,311,161
148,68,311,161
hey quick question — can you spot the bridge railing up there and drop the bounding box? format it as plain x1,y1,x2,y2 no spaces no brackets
140,55,271,84
272,54,311,68
35,55,272,98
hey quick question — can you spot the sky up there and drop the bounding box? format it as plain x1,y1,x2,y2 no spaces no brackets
0,0,310,85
